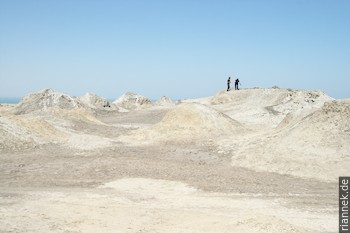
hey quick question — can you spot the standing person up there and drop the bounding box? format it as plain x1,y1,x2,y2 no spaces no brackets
235,78,240,90
227,77,231,91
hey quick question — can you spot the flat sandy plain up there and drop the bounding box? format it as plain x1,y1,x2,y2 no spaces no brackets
1,88,349,232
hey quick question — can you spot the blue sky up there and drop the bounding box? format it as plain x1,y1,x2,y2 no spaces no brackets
0,0,349,100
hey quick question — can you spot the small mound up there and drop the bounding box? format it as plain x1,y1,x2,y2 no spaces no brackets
285,99,350,150
14,89,82,114
122,103,245,143
0,114,68,151
113,92,153,110
41,107,105,126
231,99,350,182
78,93,117,110
0,108,110,151
155,96,175,106
158,103,243,134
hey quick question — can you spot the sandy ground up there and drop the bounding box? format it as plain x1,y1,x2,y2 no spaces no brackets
0,88,348,232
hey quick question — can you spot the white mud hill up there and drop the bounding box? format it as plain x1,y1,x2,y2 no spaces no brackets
0,112,68,151
120,103,246,144
14,88,83,114
15,89,118,114
78,92,118,111
0,108,112,151
210,88,333,128
1,89,114,151
228,99,350,181
113,92,153,110
155,96,175,106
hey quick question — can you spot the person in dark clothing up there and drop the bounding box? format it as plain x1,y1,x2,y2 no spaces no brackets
235,78,240,90
227,77,231,91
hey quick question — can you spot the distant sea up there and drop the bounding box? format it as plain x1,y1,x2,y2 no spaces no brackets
0,97,21,104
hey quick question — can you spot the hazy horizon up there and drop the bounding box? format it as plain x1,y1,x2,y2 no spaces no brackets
0,86,346,104
1,0,349,100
